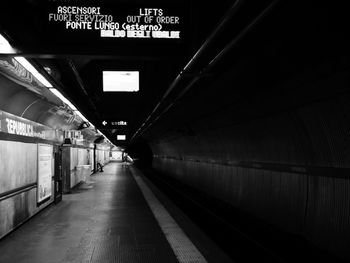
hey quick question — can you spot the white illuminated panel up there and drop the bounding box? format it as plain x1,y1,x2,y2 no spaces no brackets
14,57,53,87
103,71,139,92
0,34,16,54
117,135,126,141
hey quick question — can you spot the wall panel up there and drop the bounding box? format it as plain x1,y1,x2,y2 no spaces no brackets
0,141,37,194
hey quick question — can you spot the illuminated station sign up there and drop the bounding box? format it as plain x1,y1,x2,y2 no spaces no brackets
45,3,184,41
101,120,128,128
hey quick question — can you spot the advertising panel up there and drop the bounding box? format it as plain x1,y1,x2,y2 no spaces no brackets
37,144,53,203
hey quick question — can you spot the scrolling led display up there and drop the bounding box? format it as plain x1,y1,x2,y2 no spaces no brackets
44,3,184,42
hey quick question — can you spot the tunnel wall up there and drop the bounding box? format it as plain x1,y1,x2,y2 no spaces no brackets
151,96,350,259
0,140,54,239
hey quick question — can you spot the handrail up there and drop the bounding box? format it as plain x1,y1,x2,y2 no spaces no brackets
0,183,37,202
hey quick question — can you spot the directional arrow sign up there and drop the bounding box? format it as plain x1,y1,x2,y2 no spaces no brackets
98,120,128,129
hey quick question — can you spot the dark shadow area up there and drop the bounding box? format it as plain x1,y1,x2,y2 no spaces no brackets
127,138,153,168
141,168,348,263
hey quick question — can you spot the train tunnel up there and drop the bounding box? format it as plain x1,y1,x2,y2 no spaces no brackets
1,1,350,262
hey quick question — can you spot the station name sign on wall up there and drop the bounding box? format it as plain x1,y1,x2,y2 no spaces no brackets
46,4,183,40
0,110,63,142
0,111,45,139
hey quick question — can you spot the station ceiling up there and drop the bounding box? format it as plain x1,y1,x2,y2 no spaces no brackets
0,0,247,145
4,1,345,147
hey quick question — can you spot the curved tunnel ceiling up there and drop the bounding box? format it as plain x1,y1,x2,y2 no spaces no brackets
1,0,345,148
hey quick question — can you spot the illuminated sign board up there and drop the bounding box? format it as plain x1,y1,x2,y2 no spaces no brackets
117,135,126,141
103,71,139,92
102,120,127,127
112,121,127,126
100,120,128,129
45,3,184,41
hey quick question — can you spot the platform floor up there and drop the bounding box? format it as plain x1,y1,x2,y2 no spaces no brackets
0,162,232,263
0,163,182,262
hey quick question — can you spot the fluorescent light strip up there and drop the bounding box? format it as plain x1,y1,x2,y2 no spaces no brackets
0,33,16,54
75,111,91,124
14,57,52,87
49,88,77,110
97,129,107,138
75,111,96,129
5,50,98,133
49,89,96,128
0,34,10,45
75,111,89,122
96,129,114,145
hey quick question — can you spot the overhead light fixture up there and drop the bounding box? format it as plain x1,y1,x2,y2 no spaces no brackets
103,71,139,92
14,57,53,87
0,33,16,54
117,135,126,141
95,129,115,146
97,129,107,138
74,110,89,123
49,88,77,110
77,121,90,130
0,38,97,131
126,155,134,162
49,88,95,128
